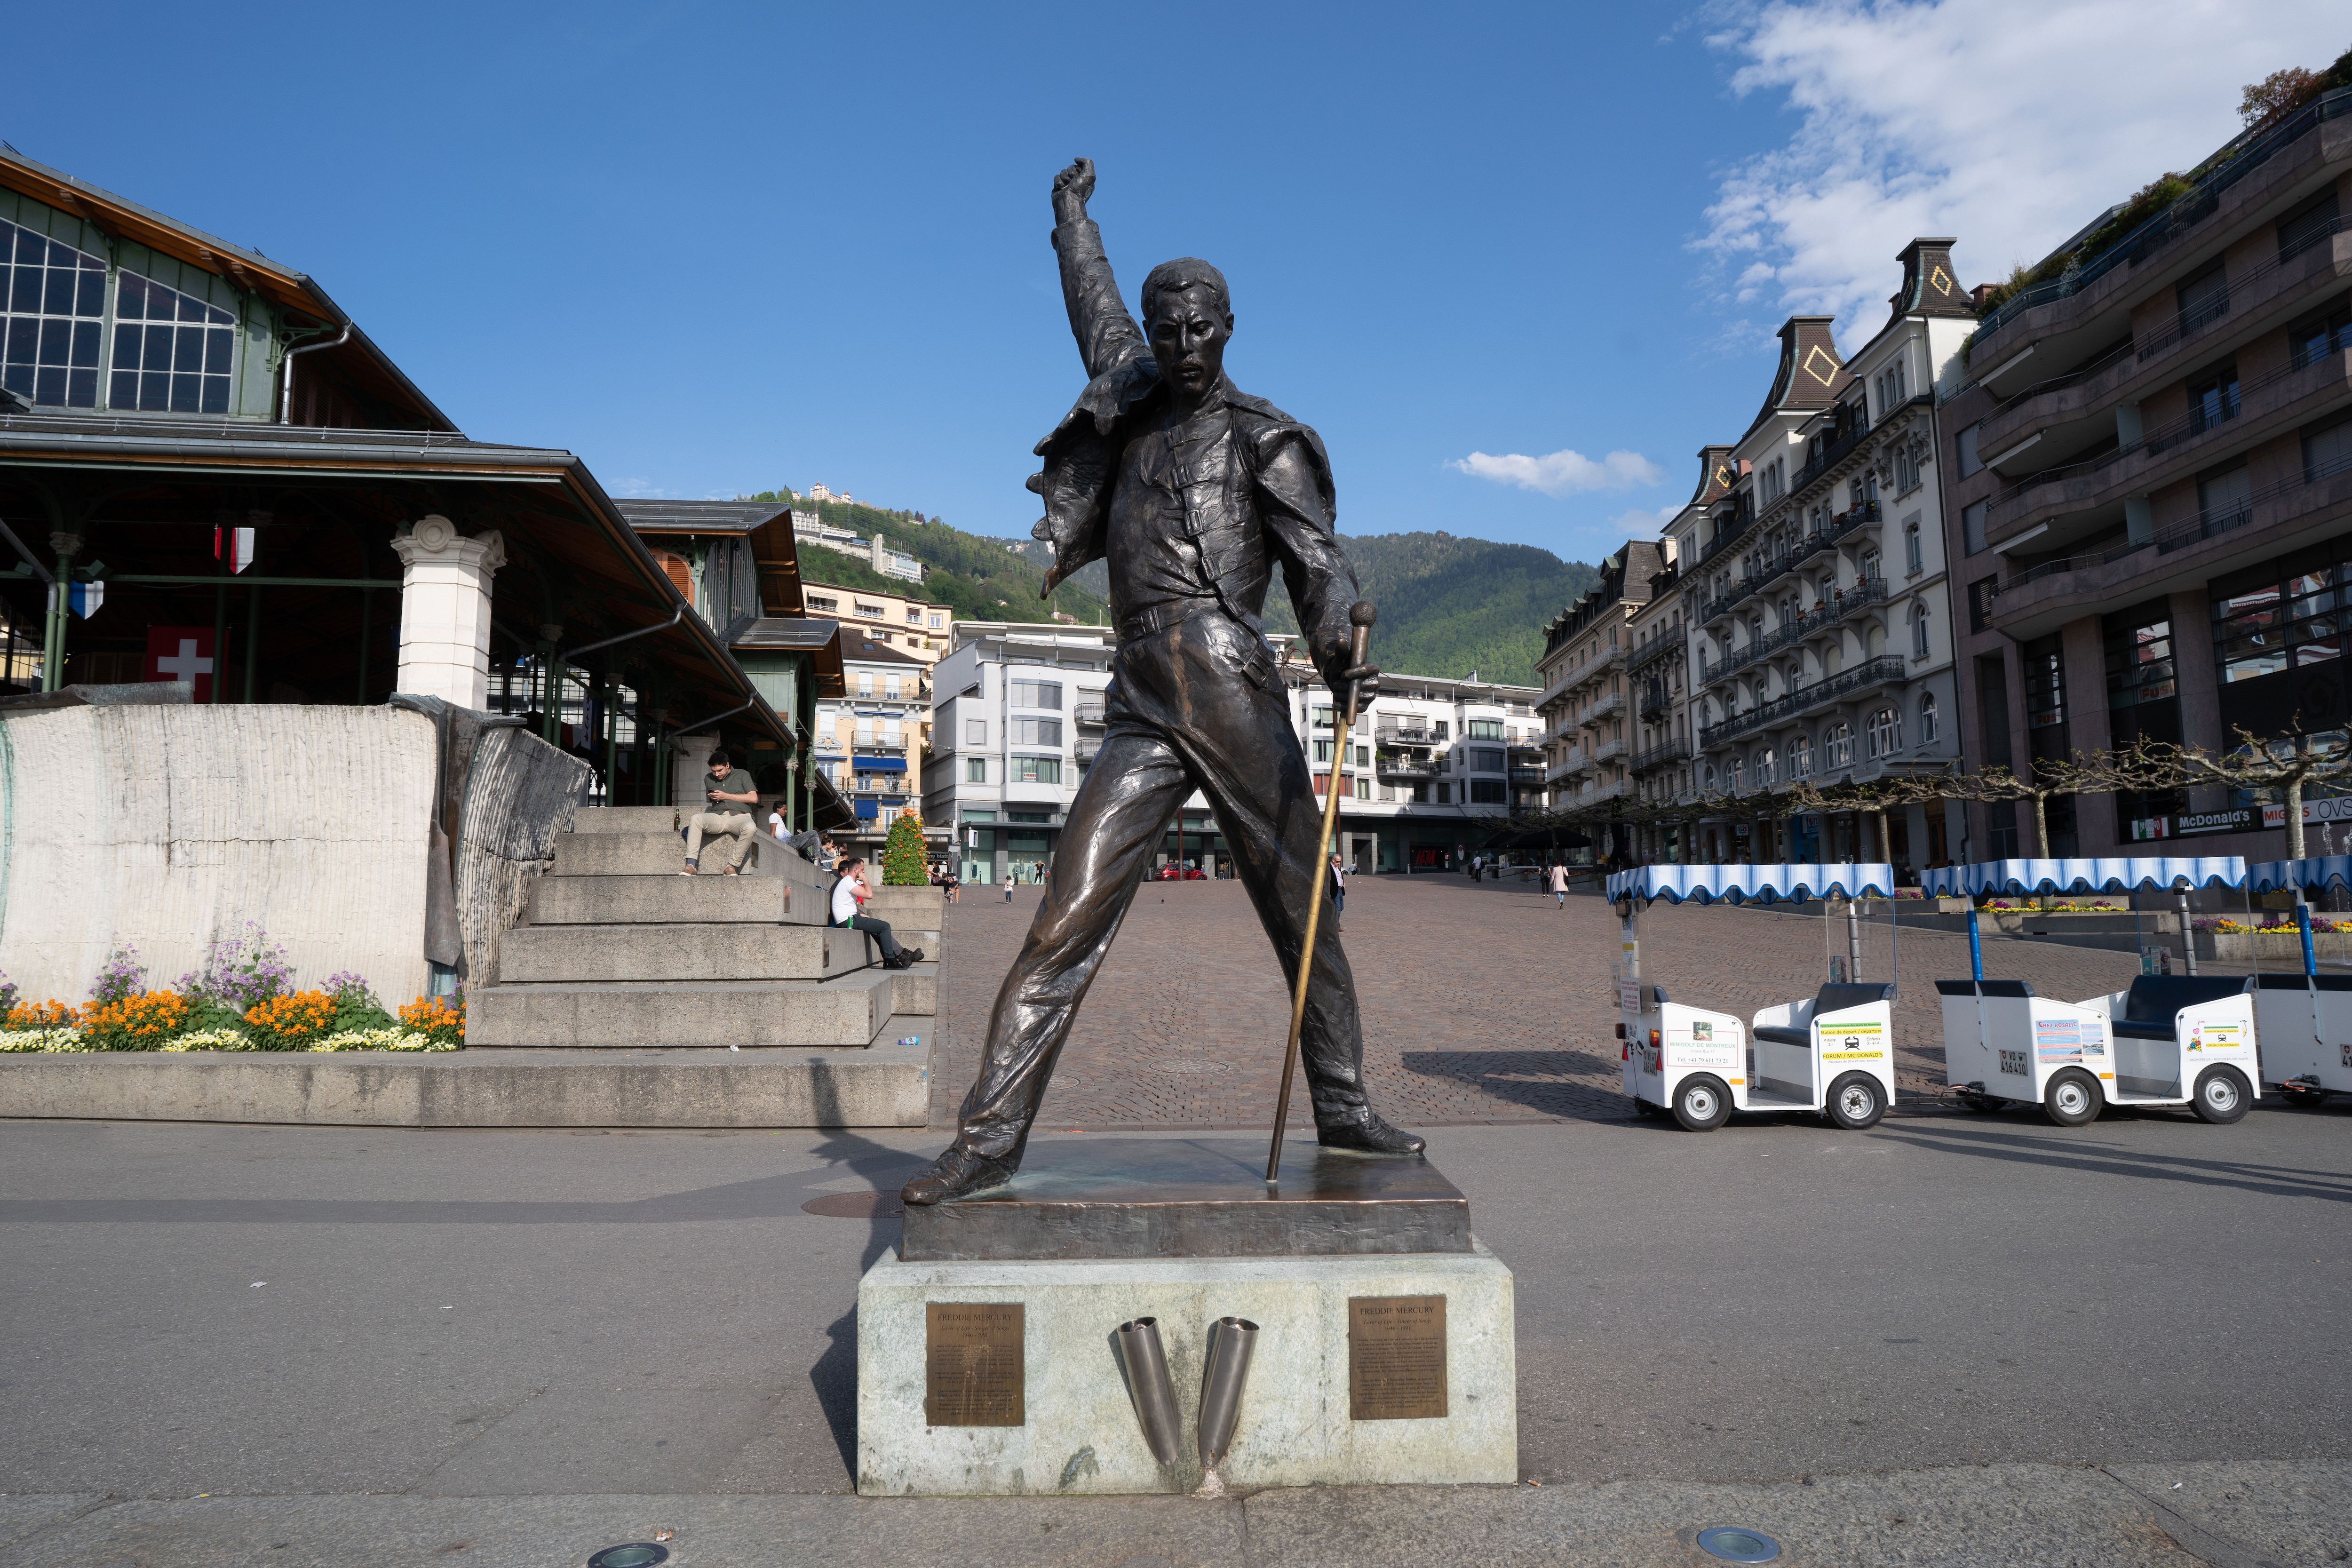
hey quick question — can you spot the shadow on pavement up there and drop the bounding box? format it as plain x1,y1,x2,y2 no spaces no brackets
1871,1117,2352,1203
1398,1047,1632,1122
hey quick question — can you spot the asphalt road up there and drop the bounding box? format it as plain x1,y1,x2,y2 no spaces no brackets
2,1099,2347,1501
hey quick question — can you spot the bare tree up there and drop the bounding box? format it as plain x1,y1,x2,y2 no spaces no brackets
2166,727,2352,861
1944,747,2175,858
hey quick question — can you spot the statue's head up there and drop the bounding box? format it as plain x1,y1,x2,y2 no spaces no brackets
1141,258,1232,399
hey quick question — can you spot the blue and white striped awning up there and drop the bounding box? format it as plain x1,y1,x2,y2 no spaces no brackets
2247,855,2352,893
1607,863,1896,905
1919,857,2247,896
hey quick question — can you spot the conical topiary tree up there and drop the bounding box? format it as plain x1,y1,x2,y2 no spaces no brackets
882,810,929,885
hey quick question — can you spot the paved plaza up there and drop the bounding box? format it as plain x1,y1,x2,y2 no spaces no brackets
930,874,2151,1130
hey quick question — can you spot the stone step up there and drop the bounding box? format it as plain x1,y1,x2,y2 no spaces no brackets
525,874,818,926
552,828,826,889
499,922,945,984
467,969,937,1049
568,805,688,835
0,1041,931,1127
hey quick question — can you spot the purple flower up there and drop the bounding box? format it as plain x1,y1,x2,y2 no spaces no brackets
89,941,147,1005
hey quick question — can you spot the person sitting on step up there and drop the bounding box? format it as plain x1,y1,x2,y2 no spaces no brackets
681,749,760,876
831,855,925,970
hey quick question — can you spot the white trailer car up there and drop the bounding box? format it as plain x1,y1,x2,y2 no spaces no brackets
2247,855,2352,1106
1923,857,2259,1126
1607,863,1899,1132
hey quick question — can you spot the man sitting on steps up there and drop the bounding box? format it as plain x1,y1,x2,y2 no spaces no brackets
832,856,926,971
681,749,759,876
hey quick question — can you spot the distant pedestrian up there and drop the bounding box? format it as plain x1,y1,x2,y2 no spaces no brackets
1470,854,1483,883
830,855,922,970
1327,852,1348,932
766,801,787,840
945,867,961,905
680,749,758,876
1548,861,1569,908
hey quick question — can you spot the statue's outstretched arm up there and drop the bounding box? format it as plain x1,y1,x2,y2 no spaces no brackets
1049,157,1148,382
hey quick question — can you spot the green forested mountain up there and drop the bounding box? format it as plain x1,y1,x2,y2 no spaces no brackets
752,490,1598,687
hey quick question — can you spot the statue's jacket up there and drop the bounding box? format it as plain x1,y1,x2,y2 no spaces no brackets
1027,218,1359,681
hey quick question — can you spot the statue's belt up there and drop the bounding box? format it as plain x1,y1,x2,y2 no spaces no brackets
1115,595,1250,644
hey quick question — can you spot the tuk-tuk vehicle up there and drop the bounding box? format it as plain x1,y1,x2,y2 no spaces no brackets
2246,855,2352,1106
1605,863,1899,1132
1923,857,2261,1126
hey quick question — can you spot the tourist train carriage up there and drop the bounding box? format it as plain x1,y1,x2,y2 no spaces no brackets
2245,856,2352,1106
1604,863,1900,1133
1923,858,2261,1127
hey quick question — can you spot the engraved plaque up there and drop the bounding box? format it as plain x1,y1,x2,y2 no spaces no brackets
924,1302,1024,1426
1348,1294,1446,1420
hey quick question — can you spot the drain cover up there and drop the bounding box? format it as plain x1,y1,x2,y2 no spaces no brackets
586,1546,668,1568
1696,1526,1780,1562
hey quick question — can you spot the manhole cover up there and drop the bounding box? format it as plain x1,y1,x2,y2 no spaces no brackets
1696,1525,1780,1562
1148,1059,1230,1075
802,1192,904,1219
587,1546,668,1568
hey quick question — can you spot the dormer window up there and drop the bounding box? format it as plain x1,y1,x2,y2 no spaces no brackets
112,271,237,414
1,220,105,408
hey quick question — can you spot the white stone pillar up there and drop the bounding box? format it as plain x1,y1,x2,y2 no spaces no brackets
391,516,505,709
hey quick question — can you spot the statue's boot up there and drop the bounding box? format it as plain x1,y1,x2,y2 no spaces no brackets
900,1144,1018,1205
1317,1113,1426,1156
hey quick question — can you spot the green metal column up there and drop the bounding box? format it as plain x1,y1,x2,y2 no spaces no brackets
242,582,262,701
40,535,77,692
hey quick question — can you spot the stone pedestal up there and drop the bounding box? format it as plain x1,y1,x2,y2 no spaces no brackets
391,515,504,709
856,1139,1517,1496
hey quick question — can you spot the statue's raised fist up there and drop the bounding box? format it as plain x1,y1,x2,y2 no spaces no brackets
1051,157,1096,222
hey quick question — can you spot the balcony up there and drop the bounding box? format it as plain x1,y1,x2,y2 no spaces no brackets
1788,418,1871,501
1075,702,1108,726
854,736,908,753
1834,578,1888,620
1637,690,1669,722
1696,656,1908,750
1377,753,1442,779
1632,738,1693,773
1543,757,1581,787
1508,765,1545,786
1075,739,1101,763
1377,724,1436,746
1578,691,1627,727
1629,636,1681,676
1591,735,1629,764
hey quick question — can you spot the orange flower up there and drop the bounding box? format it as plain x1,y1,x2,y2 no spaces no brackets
399,995,465,1047
245,989,339,1049
79,990,190,1049
5,999,75,1031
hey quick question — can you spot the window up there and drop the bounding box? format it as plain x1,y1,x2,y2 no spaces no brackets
1755,747,1775,785
2211,552,2343,689
857,672,874,698
1912,602,1931,660
1904,519,1923,575
930,613,944,629
1701,762,1716,791
1432,782,1451,804
1009,754,1063,784
1,219,105,409
1469,747,1505,772
1825,722,1854,768
1962,500,1988,556
1313,739,1335,763
1353,776,1371,800
1469,780,1506,804
2280,190,2341,262
2306,414,2352,484
1861,546,1883,583
1467,718,1504,739
1955,423,1982,478
885,675,901,700
1009,679,1062,708
2177,260,2229,338
1867,707,1901,757
1919,692,1939,745
2104,606,2177,708
1892,440,1921,494
2291,301,2351,371
2022,633,2067,731
1008,717,1062,746
855,602,884,618
806,595,838,613
1790,735,1812,777
1311,707,1335,730
2198,461,2253,533
966,718,986,745
1434,720,1449,740
906,607,922,623
1355,744,1371,767
965,757,987,782
2187,361,2241,436
1729,757,1746,792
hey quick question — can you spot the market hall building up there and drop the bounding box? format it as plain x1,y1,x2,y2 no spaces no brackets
0,146,850,829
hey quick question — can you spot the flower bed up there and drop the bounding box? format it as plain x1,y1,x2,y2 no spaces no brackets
0,932,461,1055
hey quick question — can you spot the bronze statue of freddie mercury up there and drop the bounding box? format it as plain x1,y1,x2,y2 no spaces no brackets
902,158,1424,1206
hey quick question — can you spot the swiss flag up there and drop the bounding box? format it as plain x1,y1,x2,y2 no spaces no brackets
146,626,225,702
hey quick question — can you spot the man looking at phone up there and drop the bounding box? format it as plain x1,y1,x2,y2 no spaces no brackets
681,748,759,876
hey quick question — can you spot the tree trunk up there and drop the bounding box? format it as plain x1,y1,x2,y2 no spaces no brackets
2288,773,2305,861
2031,791,2051,857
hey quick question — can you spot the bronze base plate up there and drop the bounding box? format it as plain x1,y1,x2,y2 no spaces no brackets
898,1138,1471,1262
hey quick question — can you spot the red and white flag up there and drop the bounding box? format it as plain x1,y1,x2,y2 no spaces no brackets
214,525,254,573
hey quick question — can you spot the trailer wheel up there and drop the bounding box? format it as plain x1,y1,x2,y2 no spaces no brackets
1632,1096,1669,1119
2279,1085,2327,1109
1958,1090,2005,1114
1824,1072,1887,1130
2191,1064,2252,1125
2042,1068,2102,1128
1671,1074,1732,1132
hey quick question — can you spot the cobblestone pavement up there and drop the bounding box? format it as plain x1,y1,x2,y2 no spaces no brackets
932,875,2153,1130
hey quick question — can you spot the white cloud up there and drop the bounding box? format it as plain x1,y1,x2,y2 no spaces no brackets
1609,503,1683,535
1697,0,2349,339
1447,447,1666,497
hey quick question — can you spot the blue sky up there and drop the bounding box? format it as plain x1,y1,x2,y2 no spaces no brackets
8,2,2346,563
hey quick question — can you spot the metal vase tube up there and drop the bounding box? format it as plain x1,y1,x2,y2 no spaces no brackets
1195,1316,1259,1474
1114,1317,1182,1467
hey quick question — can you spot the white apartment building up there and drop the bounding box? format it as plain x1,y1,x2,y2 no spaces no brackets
792,509,925,582
801,577,953,666
1676,243,1971,868
923,621,1541,883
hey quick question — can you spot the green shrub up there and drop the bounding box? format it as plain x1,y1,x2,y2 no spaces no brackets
882,811,930,885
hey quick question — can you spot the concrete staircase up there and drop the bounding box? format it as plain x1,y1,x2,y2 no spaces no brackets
463,806,944,1125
